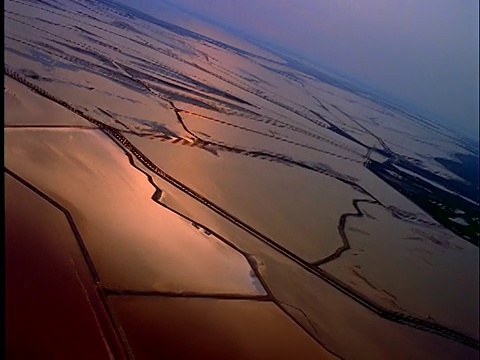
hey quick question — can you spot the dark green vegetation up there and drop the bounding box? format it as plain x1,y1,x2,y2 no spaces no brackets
368,158,479,246
391,154,479,206
435,153,480,201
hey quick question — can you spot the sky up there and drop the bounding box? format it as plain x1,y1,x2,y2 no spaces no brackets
128,0,479,135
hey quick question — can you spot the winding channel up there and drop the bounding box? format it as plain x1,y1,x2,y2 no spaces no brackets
312,199,379,266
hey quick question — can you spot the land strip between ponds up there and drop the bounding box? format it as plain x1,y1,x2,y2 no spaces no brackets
4,168,134,360
4,124,96,129
174,108,363,162
5,68,479,350
104,289,271,301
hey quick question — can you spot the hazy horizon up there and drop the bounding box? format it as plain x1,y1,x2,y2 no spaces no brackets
124,0,479,136
5,0,480,357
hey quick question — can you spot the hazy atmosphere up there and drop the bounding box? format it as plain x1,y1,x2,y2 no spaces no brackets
5,0,480,357
131,0,479,135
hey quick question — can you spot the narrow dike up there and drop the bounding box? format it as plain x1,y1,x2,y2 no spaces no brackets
5,68,478,350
